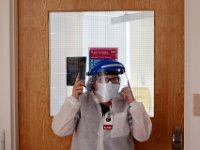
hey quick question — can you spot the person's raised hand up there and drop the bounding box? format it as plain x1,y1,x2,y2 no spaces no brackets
72,73,85,100
120,86,135,104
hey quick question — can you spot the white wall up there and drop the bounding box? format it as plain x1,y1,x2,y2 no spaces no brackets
0,0,12,149
185,0,200,149
0,0,17,150
0,0,11,150
128,15,154,116
49,13,83,116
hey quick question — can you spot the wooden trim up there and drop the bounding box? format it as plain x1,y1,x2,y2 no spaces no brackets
11,0,18,149
18,0,184,149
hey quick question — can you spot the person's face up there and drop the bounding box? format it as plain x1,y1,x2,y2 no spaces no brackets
94,75,120,90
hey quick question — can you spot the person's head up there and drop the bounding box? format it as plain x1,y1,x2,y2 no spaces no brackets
86,60,125,102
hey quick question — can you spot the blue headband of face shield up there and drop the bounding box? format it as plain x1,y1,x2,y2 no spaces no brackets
87,60,126,76
86,60,125,91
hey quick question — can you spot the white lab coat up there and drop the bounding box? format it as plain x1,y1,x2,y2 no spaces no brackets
52,91,152,150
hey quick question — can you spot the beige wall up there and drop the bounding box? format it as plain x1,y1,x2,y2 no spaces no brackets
0,0,17,150
0,0,12,149
0,0,199,149
185,0,200,149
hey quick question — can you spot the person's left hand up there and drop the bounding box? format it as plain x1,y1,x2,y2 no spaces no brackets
120,86,135,104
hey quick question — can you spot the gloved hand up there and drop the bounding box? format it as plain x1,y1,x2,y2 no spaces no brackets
72,73,85,100
120,86,135,104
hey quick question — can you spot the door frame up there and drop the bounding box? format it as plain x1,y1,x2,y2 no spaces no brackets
15,0,187,150
8,0,18,150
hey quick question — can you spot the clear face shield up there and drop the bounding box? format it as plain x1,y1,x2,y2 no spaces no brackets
94,72,132,102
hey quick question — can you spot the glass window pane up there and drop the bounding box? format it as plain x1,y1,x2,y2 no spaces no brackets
49,11,154,117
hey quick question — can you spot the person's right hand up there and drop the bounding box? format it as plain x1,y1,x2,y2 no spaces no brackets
72,73,85,100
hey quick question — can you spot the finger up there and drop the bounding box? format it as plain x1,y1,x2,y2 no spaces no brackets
121,89,130,96
120,91,127,99
121,94,127,101
75,81,85,88
75,80,85,87
76,89,83,94
76,86,84,90
79,81,85,86
120,87,128,92
120,90,126,95
120,88,129,95
75,72,80,82
120,88,127,94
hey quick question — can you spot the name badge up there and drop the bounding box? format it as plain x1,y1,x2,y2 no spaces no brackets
103,112,113,130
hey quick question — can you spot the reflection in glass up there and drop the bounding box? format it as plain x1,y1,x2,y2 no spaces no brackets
49,11,154,117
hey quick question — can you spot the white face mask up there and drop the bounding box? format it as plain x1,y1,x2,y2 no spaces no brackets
96,82,120,102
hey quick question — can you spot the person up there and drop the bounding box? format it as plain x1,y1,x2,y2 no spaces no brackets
52,59,152,150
